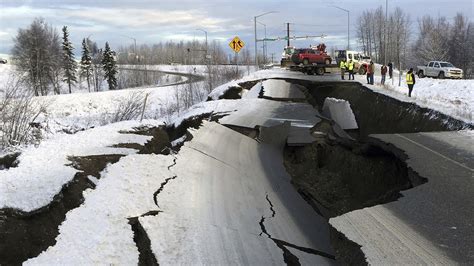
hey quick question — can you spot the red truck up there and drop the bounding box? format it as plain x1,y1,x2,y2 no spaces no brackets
291,48,332,65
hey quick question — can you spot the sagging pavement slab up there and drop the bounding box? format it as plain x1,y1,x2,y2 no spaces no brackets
143,121,335,265
261,79,307,102
330,130,474,264
220,98,321,146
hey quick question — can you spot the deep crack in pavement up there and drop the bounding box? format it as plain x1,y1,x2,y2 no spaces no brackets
258,193,336,265
153,156,178,207
153,175,177,207
128,216,159,266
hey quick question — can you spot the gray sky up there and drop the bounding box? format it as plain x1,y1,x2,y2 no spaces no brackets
0,0,473,59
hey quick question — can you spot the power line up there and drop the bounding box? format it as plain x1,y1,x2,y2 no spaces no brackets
291,23,343,27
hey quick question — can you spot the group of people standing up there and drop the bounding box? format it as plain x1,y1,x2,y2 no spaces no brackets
339,59,355,80
338,60,415,97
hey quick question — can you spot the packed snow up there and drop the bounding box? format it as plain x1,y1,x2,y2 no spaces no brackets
0,120,160,212
26,153,173,265
0,61,472,264
353,65,474,123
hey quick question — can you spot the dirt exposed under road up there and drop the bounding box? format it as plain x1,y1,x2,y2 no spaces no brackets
0,154,124,265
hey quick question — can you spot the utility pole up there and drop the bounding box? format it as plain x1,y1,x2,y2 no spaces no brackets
287,23,290,46
332,6,350,50
384,0,388,66
254,11,277,68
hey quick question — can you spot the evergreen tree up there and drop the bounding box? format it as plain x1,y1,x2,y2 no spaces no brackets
102,42,118,90
80,38,93,92
61,26,78,93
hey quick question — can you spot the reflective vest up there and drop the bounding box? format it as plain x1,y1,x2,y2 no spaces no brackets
339,61,346,69
347,62,354,71
406,73,414,85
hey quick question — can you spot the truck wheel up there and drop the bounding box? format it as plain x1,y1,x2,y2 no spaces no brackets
418,71,424,78
316,67,325,75
358,67,366,75
303,58,309,65
438,72,445,79
324,59,331,65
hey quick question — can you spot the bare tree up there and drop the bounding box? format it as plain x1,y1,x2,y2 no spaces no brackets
448,13,470,75
414,15,450,63
110,91,146,122
11,18,62,96
356,7,410,68
466,23,474,78
0,75,47,148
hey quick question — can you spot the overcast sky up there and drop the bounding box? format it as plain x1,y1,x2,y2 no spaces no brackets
1,0,473,59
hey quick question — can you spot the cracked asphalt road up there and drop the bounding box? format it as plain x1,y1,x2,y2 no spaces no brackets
142,121,335,265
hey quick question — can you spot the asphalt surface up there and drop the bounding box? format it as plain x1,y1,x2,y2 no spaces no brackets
330,130,474,264
146,121,335,264
261,79,306,101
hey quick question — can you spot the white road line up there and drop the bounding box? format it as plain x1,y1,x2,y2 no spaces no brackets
395,133,473,172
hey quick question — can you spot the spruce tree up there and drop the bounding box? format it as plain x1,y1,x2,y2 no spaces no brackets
61,26,78,94
80,38,93,92
102,42,118,90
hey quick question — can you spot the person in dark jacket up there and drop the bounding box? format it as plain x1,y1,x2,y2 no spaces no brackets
388,62,393,79
381,65,387,85
366,63,371,84
367,61,375,85
406,68,416,97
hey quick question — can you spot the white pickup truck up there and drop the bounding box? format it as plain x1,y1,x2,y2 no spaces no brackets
416,61,463,79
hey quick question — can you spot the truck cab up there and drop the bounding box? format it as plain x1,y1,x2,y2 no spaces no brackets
335,50,371,74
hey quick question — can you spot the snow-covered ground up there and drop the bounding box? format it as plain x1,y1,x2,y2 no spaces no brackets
0,60,472,264
0,120,161,212
26,153,173,265
1,64,472,214
353,64,473,124
211,66,473,124
0,63,256,145
0,63,257,214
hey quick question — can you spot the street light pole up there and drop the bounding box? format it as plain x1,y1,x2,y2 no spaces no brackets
257,21,267,64
332,6,350,50
196,29,211,91
254,11,277,68
120,35,137,63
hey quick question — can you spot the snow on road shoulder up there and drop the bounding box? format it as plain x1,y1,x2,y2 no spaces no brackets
170,98,276,127
0,120,162,212
207,68,295,100
355,65,473,124
25,153,173,265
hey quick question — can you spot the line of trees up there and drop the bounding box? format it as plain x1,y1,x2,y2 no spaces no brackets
115,40,254,66
356,8,474,78
412,13,474,78
356,7,410,69
11,18,118,95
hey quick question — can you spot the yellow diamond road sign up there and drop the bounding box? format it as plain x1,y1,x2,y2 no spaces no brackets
229,36,244,53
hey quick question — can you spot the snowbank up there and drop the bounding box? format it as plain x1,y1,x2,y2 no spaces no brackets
355,64,473,124
208,66,474,124
0,120,161,212
26,154,173,265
